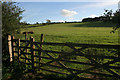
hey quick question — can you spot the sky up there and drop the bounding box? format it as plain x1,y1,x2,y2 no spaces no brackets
18,2,119,24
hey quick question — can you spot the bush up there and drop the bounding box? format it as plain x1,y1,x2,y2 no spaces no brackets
2,2,24,38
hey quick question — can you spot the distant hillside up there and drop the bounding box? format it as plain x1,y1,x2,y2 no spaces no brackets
72,21,115,27
24,21,115,28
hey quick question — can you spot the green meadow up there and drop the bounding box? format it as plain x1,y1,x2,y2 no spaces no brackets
3,2,120,80
17,21,119,45
12,21,120,79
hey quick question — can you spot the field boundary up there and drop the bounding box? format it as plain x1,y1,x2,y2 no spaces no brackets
8,34,120,79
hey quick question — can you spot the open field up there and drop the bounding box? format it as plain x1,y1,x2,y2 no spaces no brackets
3,2,120,80
16,21,119,45
4,21,119,80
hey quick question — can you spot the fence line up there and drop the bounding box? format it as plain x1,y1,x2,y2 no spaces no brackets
8,34,120,79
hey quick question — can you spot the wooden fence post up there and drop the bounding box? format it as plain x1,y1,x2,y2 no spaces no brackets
11,36,15,61
17,38,20,63
25,33,28,64
30,36,35,73
8,35,12,62
40,34,44,47
39,34,44,67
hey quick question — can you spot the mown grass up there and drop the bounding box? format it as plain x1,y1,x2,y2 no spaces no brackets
16,21,119,45
12,21,120,79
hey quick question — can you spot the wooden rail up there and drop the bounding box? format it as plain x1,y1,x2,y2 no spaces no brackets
8,34,120,79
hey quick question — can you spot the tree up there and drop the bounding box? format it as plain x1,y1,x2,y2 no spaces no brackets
102,9,120,32
2,2,24,64
20,21,29,26
103,9,113,22
2,2,24,38
36,22,39,24
46,19,51,24
112,9,120,32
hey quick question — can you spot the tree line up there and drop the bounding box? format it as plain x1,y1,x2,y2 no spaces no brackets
82,9,120,28
82,9,120,32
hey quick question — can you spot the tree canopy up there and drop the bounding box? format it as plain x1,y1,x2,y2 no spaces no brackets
82,9,120,32
2,2,24,38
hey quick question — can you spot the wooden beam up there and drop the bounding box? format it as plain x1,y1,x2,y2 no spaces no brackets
39,34,44,67
8,35,12,62
30,36,35,73
34,42,120,49
17,38,20,63
11,36,15,61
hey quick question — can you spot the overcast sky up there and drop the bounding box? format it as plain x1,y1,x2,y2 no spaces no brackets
18,2,119,24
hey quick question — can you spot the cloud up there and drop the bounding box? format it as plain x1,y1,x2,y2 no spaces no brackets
61,9,78,17
69,17,74,19
87,14,98,18
51,20,65,22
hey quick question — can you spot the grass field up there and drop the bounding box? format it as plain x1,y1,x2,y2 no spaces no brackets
6,21,119,79
16,21,119,45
